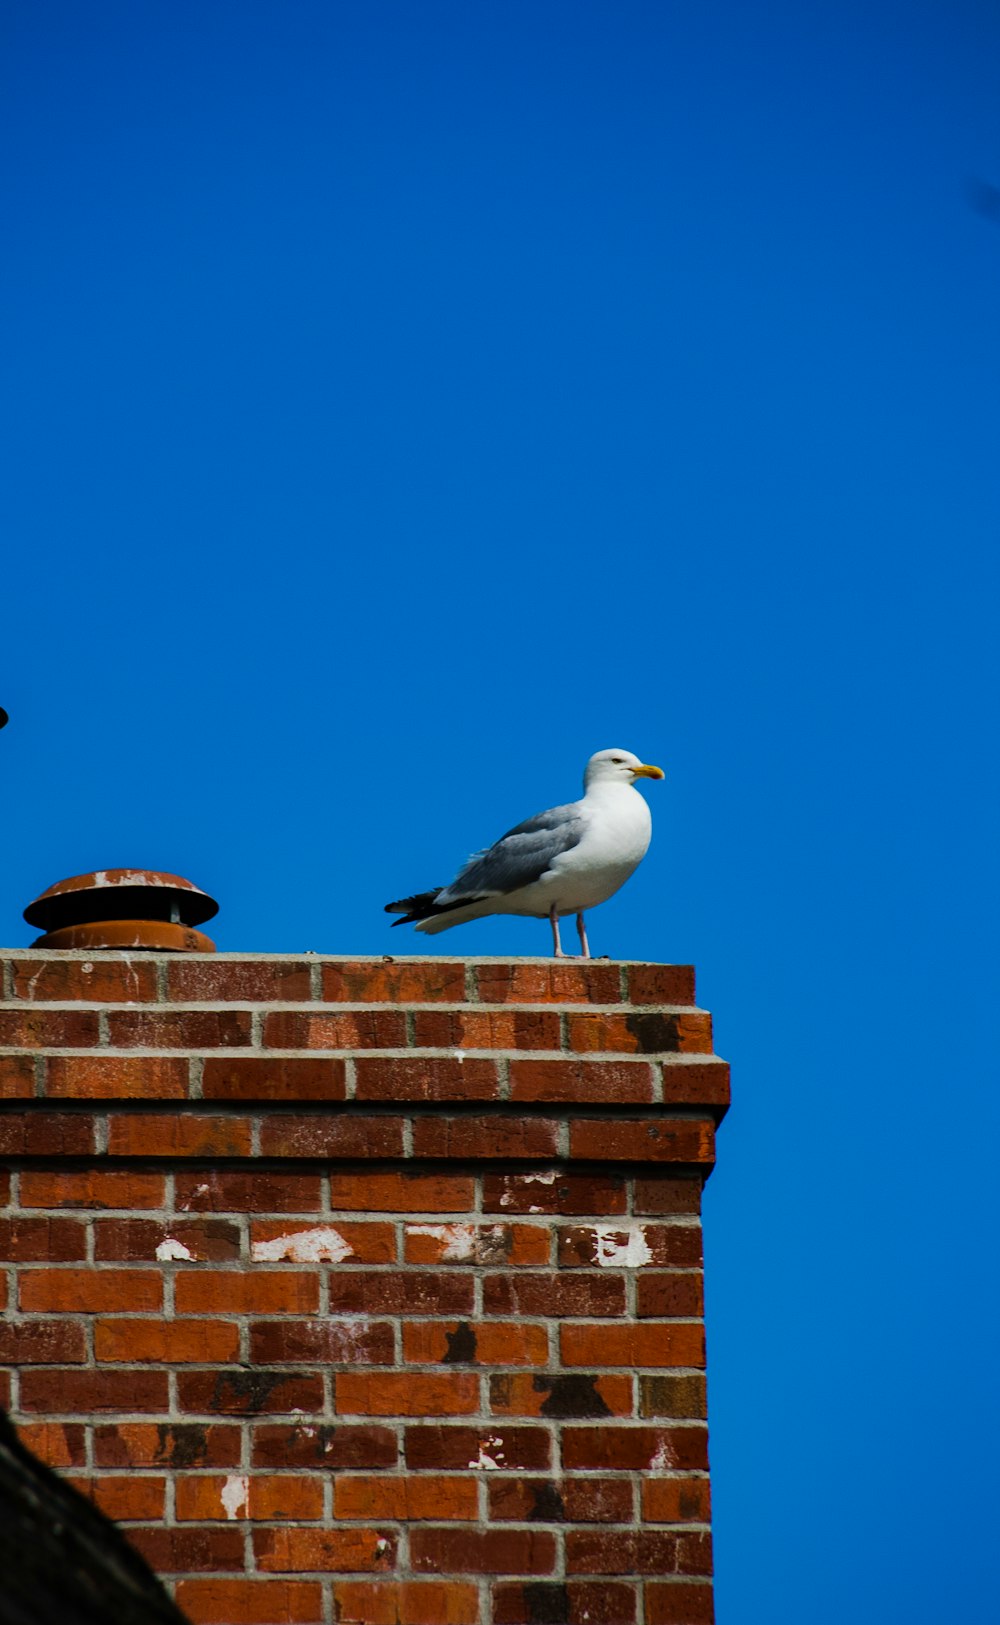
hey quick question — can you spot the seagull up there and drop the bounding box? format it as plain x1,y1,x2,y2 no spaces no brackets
385,748,664,958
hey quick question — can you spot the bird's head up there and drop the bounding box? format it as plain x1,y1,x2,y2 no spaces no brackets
584,748,665,789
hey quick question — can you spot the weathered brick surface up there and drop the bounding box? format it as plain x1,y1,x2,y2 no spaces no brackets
0,951,726,1624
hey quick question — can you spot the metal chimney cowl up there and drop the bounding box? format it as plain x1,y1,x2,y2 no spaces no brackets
23,870,218,952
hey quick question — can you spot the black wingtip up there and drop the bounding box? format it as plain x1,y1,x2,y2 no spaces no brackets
384,888,488,927
384,889,445,926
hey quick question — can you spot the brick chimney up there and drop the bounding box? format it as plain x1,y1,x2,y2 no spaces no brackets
0,952,728,1625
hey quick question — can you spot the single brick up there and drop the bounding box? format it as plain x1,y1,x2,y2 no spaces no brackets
0,1217,87,1261
250,1320,395,1365
658,1061,729,1109
328,1271,474,1317
263,1009,407,1049
0,1114,96,1156
354,1056,500,1102
19,1268,162,1313
129,1527,245,1573
177,1474,325,1522
489,1372,632,1419
335,1476,478,1522
0,1321,86,1363
488,1477,634,1525
403,1221,550,1268
175,1271,319,1315
406,1426,551,1472
252,1423,397,1471
19,1369,169,1413
643,1478,712,1523
329,1172,474,1213
482,1273,626,1319
202,1056,346,1102
644,1580,716,1623
557,1224,703,1270
639,1376,708,1420
473,962,622,1004
337,1372,479,1417
568,1118,714,1164
94,1318,240,1363
14,1422,87,1468
403,1321,548,1368
411,1009,561,1051
104,1009,252,1047
560,1323,705,1369
0,1009,100,1046
0,1054,35,1097
177,1370,325,1417
176,1171,323,1214
254,1527,396,1573
259,1115,405,1159
481,1172,627,1216
412,1117,560,1160
46,1055,188,1099
565,1011,713,1055
411,1527,556,1576
331,1581,480,1625
566,1529,713,1576
493,1581,639,1624
93,1422,242,1468
19,1170,166,1210
320,961,467,1003
174,1579,323,1624
561,1426,709,1472
10,956,158,1003
94,1217,241,1262
167,959,313,1003
636,1274,705,1319
509,1059,655,1104
250,1219,395,1264
107,1114,253,1158
70,1474,166,1521
625,965,696,1004
633,1176,704,1216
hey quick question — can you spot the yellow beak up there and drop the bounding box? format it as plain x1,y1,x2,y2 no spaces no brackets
632,763,665,780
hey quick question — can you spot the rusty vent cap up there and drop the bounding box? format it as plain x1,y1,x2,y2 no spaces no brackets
24,870,219,933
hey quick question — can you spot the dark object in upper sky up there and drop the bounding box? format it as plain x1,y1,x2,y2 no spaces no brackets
0,706,8,729
0,1407,190,1624
967,177,1000,222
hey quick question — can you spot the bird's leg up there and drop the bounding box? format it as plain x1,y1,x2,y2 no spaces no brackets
549,904,566,958
576,913,591,959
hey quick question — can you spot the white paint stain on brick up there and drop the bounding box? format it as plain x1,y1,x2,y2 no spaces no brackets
648,1438,676,1472
155,1238,194,1262
522,1171,556,1184
407,1223,476,1260
593,1225,653,1268
469,1435,506,1470
220,1475,249,1519
251,1226,353,1263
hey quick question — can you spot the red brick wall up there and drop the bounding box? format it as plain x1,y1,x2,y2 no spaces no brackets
0,953,727,1625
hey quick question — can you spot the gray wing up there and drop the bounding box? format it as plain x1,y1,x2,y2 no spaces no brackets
436,803,586,903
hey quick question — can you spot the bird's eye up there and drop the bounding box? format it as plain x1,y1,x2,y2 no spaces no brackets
611,757,625,763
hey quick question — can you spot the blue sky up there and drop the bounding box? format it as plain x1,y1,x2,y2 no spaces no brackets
2,2,999,1618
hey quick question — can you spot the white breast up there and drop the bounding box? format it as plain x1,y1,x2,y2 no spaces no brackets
527,784,653,916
